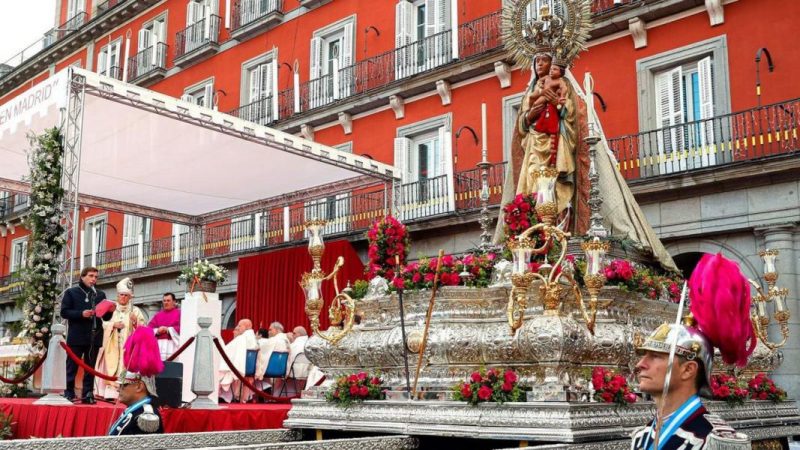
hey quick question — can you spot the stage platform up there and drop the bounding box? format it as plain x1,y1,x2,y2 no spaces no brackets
0,398,291,439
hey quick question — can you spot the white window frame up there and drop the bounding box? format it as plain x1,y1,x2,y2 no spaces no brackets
137,14,168,76
240,50,279,125
98,38,122,79
182,77,216,109
10,237,28,273
172,223,190,263
393,114,454,221
122,214,149,271
185,0,219,51
230,213,263,252
636,36,731,174
84,213,108,268
395,0,454,79
309,15,355,107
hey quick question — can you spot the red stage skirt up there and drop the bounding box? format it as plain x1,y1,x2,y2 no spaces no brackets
0,398,291,439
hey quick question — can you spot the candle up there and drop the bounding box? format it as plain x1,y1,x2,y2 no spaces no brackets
583,72,594,120
481,102,488,162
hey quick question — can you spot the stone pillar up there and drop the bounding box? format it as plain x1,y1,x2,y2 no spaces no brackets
756,225,799,398
35,324,72,405
189,317,219,409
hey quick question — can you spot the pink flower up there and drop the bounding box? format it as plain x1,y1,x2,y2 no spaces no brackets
357,371,367,381
460,384,472,398
502,382,513,392
424,273,435,283
350,385,359,395
441,255,454,267
347,375,358,384
463,254,475,266
359,385,369,397
370,377,381,385
477,385,493,401
412,272,422,283
624,392,637,403
504,370,518,384
392,277,405,290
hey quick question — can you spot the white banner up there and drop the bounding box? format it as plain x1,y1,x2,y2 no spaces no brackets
0,68,70,133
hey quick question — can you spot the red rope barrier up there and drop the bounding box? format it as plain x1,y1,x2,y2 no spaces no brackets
0,353,47,384
59,342,117,382
166,336,195,362
212,337,298,404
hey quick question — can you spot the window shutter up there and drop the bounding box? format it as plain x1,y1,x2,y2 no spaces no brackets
138,29,151,52
181,93,193,102
425,0,438,37
187,0,198,25
341,22,354,69
309,36,323,79
697,57,714,120
393,137,412,184
654,66,683,159
204,83,215,109
395,1,414,78
270,58,279,121
436,0,449,32
439,127,455,212
97,47,108,74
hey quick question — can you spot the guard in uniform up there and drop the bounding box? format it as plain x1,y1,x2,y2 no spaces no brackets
632,253,753,450
108,326,165,436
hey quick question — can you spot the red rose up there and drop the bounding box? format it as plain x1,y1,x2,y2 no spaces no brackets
357,372,367,381
411,272,422,283
424,273,435,283
504,370,518,384
502,382,513,392
441,255,454,267
347,375,358,384
624,392,637,403
717,385,731,398
392,277,405,290
350,385,359,395
359,385,369,397
601,392,613,403
470,372,482,383
370,377,381,386
758,392,768,400
460,384,472,398
477,385,493,401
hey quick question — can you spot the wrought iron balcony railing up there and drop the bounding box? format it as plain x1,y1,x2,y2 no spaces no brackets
608,98,800,180
34,162,506,282
99,65,123,80
591,0,647,15
44,12,88,48
127,42,168,82
0,274,23,299
96,0,127,16
0,194,31,219
231,0,283,31
175,15,221,59
229,95,275,126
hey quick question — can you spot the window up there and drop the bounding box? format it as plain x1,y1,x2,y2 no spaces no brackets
10,237,28,273
122,214,149,270
172,224,189,262
84,214,107,267
137,15,167,76
230,213,263,251
240,53,278,125
182,78,215,108
185,0,218,51
636,36,731,174
395,0,452,78
394,114,454,220
66,0,84,22
98,39,122,79
309,16,355,107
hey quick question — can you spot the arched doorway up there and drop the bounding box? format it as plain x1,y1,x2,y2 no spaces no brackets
672,252,706,279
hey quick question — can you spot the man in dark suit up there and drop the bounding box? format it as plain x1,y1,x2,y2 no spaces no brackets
61,266,109,404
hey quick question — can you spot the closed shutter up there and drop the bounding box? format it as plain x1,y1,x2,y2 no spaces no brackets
697,56,715,165
339,22,354,98
181,93,194,102
97,47,108,75
654,66,684,171
204,83,215,109
154,20,166,66
138,29,152,53
270,58,279,121
394,137,412,219
439,127,454,212
309,36,324,108
395,0,414,79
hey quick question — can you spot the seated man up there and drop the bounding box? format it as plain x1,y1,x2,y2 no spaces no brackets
255,321,290,390
286,326,311,380
218,319,258,403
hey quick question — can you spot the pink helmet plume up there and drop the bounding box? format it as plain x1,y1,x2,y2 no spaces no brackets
689,253,756,366
124,326,165,377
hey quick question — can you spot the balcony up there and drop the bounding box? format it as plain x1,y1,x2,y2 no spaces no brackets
298,0,330,9
0,194,31,221
95,0,127,16
127,42,168,86
99,65,123,80
608,98,800,181
43,12,88,48
230,0,284,41
228,95,276,126
0,274,23,301
53,162,506,281
174,15,221,68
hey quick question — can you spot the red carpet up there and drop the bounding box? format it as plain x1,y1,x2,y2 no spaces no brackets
0,398,291,439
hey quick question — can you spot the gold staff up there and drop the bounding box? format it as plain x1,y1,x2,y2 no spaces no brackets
411,249,445,400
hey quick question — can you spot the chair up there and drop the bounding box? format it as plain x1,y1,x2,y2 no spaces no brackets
264,351,289,396
238,349,259,402
285,351,311,396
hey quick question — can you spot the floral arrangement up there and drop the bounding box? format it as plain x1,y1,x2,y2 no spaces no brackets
747,373,787,402
177,259,229,285
710,373,749,405
452,368,524,406
591,367,637,406
325,371,386,408
597,258,683,303
0,357,36,398
502,193,538,240
390,252,497,291
366,215,410,280
18,128,66,351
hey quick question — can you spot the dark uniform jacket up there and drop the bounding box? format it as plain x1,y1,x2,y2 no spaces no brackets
632,406,714,450
60,281,108,346
108,397,163,436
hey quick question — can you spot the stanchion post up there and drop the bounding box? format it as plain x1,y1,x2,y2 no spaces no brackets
189,317,219,409
35,324,72,405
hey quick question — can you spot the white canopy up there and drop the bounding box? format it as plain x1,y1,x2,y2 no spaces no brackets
0,68,397,223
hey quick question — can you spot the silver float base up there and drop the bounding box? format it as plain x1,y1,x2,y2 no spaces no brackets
285,398,800,445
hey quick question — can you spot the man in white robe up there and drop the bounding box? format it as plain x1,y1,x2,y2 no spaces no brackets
218,318,258,403
255,322,290,392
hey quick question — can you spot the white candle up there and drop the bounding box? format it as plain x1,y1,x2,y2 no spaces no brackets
481,102,488,162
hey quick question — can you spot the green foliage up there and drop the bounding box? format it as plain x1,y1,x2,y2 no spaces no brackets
350,279,369,300
0,411,13,439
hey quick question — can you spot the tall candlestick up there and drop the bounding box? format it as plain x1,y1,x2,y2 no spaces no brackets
481,102,488,162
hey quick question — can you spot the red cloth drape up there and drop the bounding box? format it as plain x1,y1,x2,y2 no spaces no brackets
0,398,290,438
236,240,365,332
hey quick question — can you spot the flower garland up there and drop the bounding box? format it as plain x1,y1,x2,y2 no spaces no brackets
325,371,386,408
452,368,524,406
366,215,410,280
18,128,66,351
591,367,637,405
390,252,497,291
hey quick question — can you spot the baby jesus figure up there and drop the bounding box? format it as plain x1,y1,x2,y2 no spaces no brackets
527,64,568,164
